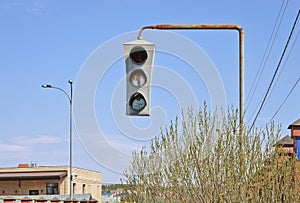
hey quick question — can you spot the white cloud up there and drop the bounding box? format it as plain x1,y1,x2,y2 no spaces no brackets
12,135,63,145
0,143,30,153
0,2,51,15
92,134,146,154
108,139,144,154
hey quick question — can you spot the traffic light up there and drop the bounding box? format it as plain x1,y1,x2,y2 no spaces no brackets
123,39,155,116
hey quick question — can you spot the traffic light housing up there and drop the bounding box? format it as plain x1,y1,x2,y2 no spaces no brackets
123,39,155,116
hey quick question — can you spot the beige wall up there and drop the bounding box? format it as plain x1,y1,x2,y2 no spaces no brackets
0,180,19,195
0,166,102,202
0,179,63,196
71,167,102,201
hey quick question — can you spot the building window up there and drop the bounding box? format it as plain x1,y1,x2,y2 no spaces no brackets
46,183,58,195
29,190,39,195
82,184,86,194
73,183,76,194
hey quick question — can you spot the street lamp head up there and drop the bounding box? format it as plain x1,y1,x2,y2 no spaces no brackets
68,80,73,85
41,84,52,88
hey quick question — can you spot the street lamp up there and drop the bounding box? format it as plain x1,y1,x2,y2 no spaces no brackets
41,80,73,199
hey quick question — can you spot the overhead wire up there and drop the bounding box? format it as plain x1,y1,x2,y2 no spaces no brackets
250,30,300,118
247,30,299,125
267,30,300,101
269,78,300,122
246,0,289,109
248,9,300,133
246,0,289,123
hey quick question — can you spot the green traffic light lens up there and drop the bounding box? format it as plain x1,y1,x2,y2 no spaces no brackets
130,46,147,65
129,92,147,112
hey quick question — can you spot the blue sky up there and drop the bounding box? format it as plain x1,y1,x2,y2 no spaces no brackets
0,0,299,183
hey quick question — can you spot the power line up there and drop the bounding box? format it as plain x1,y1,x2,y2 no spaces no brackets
246,0,289,123
246,0,289,109
247,30,300,124
269,78,300,122
267,30,300,102
248,9,300,133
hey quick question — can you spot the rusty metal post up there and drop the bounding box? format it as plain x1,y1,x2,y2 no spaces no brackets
137,24,244,123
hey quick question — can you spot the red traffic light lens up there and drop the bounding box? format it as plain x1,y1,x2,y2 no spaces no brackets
130,46,147,65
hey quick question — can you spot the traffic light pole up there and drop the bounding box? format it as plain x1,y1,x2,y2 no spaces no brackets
137,24,244,124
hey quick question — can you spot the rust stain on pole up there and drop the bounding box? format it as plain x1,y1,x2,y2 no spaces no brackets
137,24,243,40
137,24,245,123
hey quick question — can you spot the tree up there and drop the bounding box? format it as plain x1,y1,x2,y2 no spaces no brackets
123,105,298,202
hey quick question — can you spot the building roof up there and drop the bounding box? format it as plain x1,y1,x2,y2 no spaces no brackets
278,135,293,146
288,118,300,129
0,171,67,180
0,165,101,174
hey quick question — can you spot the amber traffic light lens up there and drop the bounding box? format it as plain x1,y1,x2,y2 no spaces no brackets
129,69,147,87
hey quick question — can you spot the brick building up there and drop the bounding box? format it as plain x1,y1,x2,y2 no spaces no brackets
0,164,102,201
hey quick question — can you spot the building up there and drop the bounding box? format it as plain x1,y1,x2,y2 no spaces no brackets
275,118,300,159
278,134,294,155
288,118,300,159
0,164,102,202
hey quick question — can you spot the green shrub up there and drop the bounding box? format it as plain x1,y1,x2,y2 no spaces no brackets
123,106,298,202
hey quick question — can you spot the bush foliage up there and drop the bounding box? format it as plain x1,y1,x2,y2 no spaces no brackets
123,106,298,202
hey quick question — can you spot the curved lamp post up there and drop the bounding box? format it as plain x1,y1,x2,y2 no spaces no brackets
41,80,73,199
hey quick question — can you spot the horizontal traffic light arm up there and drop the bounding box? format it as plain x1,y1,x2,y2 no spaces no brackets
137,24,244,123
137,24,243,40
